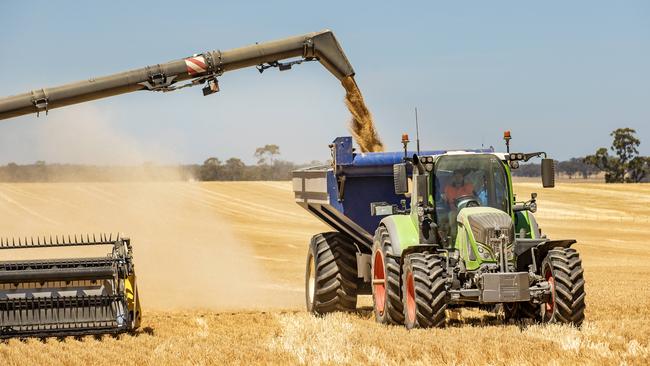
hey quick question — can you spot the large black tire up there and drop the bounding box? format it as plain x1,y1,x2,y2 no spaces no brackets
305,232,358,315
401,252,447,329
371,226,404,325
540,248,586,326
503,301,539,322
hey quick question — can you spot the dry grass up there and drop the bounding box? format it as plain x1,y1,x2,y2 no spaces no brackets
0,180,649,365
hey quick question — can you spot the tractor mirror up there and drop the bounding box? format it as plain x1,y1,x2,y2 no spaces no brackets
393,163,408,194
541,158,555,188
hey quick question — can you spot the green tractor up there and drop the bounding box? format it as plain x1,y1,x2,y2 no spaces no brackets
295,134,586,328
373,138,586,328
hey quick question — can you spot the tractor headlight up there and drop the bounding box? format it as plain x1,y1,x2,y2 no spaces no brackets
476,244,494,260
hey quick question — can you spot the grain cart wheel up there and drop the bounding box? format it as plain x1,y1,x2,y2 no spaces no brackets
503,301,539,322
401,252,447,329
305,232,358,315
502,303,519,321
540,248,586,326
371,226,404,325
504,301,539,322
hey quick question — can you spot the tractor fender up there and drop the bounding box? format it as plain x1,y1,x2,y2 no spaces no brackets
535,239,577,262
379,215,419,256
514,239,576,273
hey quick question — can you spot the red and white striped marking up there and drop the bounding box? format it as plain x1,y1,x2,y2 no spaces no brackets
185,56,207,76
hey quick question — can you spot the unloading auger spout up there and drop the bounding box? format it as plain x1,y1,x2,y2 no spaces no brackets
0,29,355,120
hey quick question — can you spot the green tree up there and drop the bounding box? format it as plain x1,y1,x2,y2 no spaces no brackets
199,157,222,181
628,156,650,182
584,128,648,183
254,144,280,165
223,158,246,180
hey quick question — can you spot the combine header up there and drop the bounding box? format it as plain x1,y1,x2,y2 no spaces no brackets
0,234,141,338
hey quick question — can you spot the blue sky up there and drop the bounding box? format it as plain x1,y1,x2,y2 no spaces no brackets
1,1,648,164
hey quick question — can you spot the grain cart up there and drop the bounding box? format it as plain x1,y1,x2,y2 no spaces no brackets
0,234,141,338
293,134,585,328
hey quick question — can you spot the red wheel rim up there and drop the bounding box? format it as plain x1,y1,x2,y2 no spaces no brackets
373,251,386,315
406,271,416,324
544,267,555,320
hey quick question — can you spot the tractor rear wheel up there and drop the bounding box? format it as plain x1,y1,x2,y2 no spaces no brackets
305,232,358,315
401,252,447,329
540,248,586,326
372,226,404,325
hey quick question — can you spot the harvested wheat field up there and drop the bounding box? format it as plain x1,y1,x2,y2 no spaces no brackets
0,180,649,365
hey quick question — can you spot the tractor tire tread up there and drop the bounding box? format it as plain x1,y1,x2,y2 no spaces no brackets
309,232,358,315
545,247,586,326
373,226,405,325
402,252,447,329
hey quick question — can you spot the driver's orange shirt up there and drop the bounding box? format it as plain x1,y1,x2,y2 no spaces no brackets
445,183,474,207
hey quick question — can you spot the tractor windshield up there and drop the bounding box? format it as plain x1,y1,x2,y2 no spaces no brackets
433,154,510,245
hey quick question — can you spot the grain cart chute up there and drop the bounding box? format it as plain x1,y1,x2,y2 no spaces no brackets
0,234,141,338
294,134,586,328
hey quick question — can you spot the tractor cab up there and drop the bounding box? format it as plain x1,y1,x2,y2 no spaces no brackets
432,153,511,247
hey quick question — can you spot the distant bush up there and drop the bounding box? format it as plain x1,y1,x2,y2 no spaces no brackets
512,157,599,179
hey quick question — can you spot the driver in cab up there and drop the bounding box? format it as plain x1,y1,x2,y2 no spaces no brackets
445,171,475,209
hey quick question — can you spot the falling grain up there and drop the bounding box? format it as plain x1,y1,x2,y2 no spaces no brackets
342,76,384,152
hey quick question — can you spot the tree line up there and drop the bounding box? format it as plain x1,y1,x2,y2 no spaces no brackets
513,128,649,182
0,145,322,182
0,129,647,183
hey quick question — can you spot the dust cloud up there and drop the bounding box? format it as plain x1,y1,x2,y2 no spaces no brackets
342,76,384,153
0,106,300,310
32,106,172,165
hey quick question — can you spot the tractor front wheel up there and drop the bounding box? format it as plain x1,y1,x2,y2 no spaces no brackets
540,248,586,326
401,252,447,329
305,232,358,315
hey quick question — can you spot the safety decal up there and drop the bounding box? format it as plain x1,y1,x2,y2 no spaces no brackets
185,56,207,75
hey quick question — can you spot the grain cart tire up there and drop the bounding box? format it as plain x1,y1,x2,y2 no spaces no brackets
401,252,447,329
306,232,358,315
518,302,540,320
371,226,404,325
540,248,586,326
503,302,538,322
503,303,518,321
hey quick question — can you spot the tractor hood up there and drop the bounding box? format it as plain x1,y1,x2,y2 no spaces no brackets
457,207,514,246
